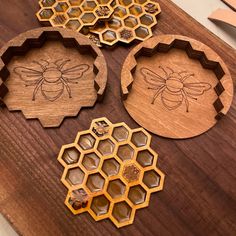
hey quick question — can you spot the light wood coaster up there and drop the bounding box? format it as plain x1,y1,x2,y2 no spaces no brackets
57,117,164,228
121,35,234,139
0,27,107,127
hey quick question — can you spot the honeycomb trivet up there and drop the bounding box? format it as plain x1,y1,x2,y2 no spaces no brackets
57,117,165,228
36,0,114,34
90,0,161,46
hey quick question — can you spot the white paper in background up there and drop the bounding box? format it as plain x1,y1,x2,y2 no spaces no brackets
0,214,18,236
171,0,236,48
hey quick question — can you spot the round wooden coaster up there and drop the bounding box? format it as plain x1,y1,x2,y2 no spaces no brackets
0,27,107,127
121,35,234,139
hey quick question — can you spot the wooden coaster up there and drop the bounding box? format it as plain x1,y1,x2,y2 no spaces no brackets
0,27,107,127
57,117,164,228
121,35,234,139
90,0,161,46
36,0,114,34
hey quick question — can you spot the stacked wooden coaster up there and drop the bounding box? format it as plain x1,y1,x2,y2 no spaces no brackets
36,0,161,47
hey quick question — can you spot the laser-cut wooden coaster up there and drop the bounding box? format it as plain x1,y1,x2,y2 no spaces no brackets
36,0,114,34
57,117,165,228
121,35,234,139
90,0,161,46
0,27,107,127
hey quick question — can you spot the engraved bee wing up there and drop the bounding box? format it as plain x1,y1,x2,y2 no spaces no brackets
183,82,212,98
14,66,43,86
140,67,166,88
62,64,90,82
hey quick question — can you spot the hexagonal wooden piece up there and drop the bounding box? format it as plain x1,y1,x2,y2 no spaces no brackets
57,117,165,228
0,27,107,127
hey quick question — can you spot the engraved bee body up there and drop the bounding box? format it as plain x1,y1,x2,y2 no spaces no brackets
141,66,212,112
14,59,90,102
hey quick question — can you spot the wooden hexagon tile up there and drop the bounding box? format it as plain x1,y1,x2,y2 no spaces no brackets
57,117,165,228
0,27,107,127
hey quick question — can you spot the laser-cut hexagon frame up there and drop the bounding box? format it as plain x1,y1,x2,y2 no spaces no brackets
36,0,114,33
0,27,107,127
57,117,165,228
90,0,161,46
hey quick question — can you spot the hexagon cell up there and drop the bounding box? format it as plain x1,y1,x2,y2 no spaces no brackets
58,117,164,228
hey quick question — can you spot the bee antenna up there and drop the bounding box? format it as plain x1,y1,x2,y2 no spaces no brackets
40,59,49,66
32,60,46,70
54,59,63,66
56,59,71,70
159,65,168,77
166,66,174,74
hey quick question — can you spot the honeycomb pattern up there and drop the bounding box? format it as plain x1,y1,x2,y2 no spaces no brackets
58,117,164,228
36,0,114,33
90,0,161,46
37,0,161,47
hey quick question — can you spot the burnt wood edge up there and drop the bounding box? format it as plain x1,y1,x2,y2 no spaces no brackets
122,38,226,121
0,30,107,105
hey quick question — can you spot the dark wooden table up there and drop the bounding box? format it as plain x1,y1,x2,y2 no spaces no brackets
0,1,235,235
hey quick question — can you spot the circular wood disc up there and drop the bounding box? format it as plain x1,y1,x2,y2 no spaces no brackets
0,27,107,127
121,35,234,139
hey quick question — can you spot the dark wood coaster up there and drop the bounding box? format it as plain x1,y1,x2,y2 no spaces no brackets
121,35,234,139
0,27,107,127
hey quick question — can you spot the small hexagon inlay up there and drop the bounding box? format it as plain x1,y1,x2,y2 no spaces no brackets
122,164,140,183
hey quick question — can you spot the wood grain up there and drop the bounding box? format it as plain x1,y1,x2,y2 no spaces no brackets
0,27,107,127
0,0,236,236
121,35,234,139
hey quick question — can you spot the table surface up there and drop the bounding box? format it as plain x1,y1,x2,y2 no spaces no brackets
0,0,236,236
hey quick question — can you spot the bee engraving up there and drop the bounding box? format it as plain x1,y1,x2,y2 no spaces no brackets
14,59,90,102
141,66,212,112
